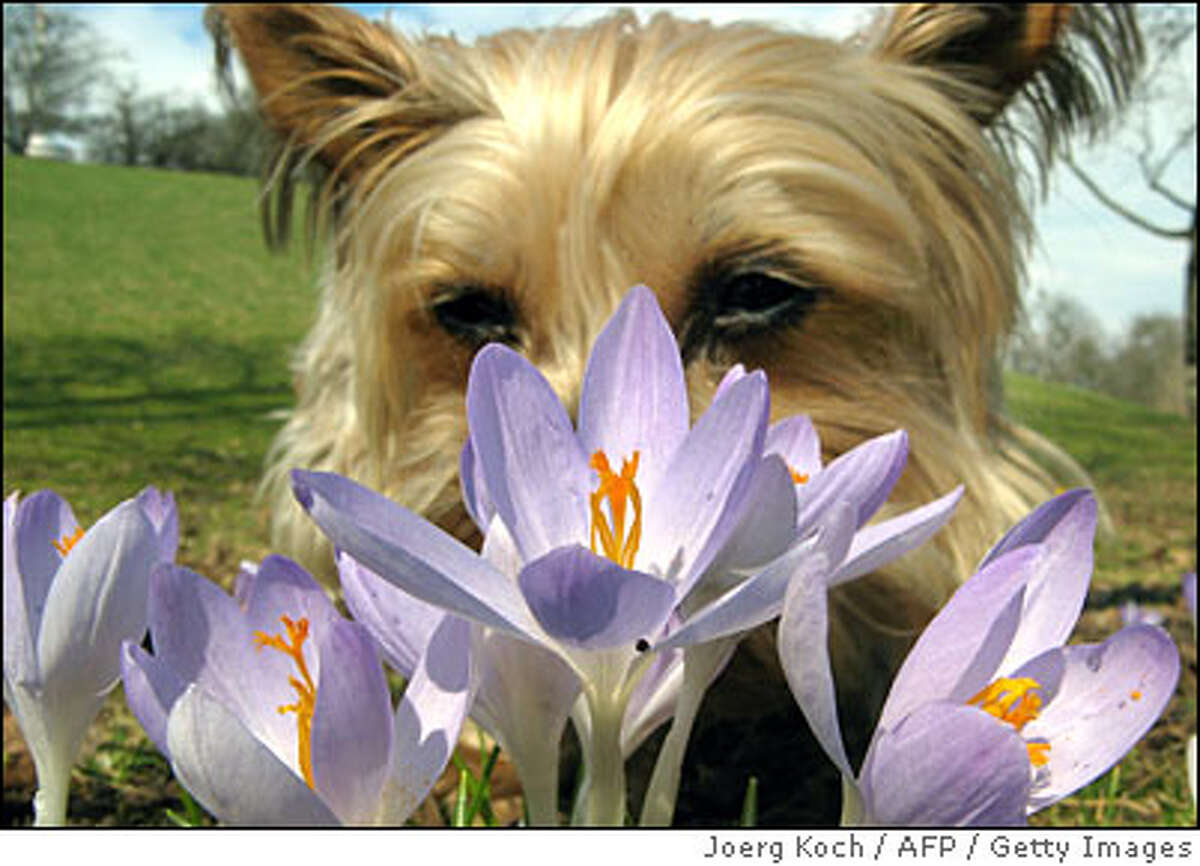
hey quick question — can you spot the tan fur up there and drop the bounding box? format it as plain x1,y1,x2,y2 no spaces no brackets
208,4,1140,821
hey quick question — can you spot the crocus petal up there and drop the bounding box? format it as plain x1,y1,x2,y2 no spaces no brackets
459,437,495,534
166,684,339,826
577,284,689,498
877,546,1040,732
765,414,823,482
662,500,854,651
241,554,343,639
641,370,769,592
481,515,524,577
120,640,187,757
233,560,258,608
1022,624,1180,813
469,624,581,750
861,701,1031,826
4,492,37,689
777,508,860,781
1006,645,1067,708
518,545,675,651
13,490,79,617
310,620,394,825
829,486,964,587
148,563,299,763
795,430,908,535
292,469,543,640
337,552,444,677
712,364,748,400
992,490,1098,673
378,614,475,824
136,486,179,563
980,487,1094,566
36,499,157,697
466,344,591,561
694,455,799,586
468,624,581,824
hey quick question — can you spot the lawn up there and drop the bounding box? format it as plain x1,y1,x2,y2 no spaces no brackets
2,156,1195,826
3,155,315,576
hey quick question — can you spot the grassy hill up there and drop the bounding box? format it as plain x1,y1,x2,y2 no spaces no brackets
2,156,1195,826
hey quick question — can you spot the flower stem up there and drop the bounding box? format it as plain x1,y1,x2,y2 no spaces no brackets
639,639,732,826
580,693,627,826
510,737,562,826
32,765,71,826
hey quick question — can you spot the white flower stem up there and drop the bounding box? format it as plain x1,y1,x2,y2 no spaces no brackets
32,760,72,826
580,693,627,826
511,740,561,826
638,639,732,826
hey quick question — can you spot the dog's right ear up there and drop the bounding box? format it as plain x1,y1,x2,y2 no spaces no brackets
873,4,1142,177
206,4,476,246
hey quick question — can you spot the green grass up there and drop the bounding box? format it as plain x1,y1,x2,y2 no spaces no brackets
2,156,1195,826
3,155,316,575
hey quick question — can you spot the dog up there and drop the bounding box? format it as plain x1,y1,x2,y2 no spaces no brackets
208,4,1140,824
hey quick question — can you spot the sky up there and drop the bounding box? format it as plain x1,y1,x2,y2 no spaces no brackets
60,3,1197,337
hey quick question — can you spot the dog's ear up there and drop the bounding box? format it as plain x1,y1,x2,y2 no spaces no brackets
206,4,476,246
874,4,1142,165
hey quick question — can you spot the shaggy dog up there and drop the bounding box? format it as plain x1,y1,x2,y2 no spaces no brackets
209,4,1139,824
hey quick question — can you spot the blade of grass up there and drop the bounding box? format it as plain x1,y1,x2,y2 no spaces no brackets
452,766,471,827
739,776,758,827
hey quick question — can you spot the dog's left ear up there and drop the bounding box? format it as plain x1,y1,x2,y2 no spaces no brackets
873,4,1142,156
206,4,478,246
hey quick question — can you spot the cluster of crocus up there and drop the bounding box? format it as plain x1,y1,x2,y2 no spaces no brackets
4,286,1184,828
119,555,473,825
780,488,1181,825
293,286,961,825
4,487,177,825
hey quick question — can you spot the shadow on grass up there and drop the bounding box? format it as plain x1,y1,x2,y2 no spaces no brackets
3,333,294,428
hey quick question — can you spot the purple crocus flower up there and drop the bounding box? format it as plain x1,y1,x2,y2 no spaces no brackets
294,285,961,825
293,286,801,824
781,488,1180,825
636,382,963,825
120,556,473,825
4,487,177,825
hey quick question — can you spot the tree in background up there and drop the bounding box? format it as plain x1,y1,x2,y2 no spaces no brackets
1008,290,1186,415
3,4,114,155
1059,5,1196,416
1008,292,1109,391
86,79,265,176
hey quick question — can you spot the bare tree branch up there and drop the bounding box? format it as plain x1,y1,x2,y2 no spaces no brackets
1138,122,1196,211
1060,152,1192,238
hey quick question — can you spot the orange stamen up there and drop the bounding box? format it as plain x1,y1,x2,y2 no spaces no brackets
1026,741,1051,767
968,676,1050,768
52,526,85,557
254,615,317,790
789,467,809,485
589,450,643,569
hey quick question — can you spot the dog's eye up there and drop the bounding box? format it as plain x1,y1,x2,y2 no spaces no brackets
431,288,519,348
711,271,821,333
681,264,824,361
